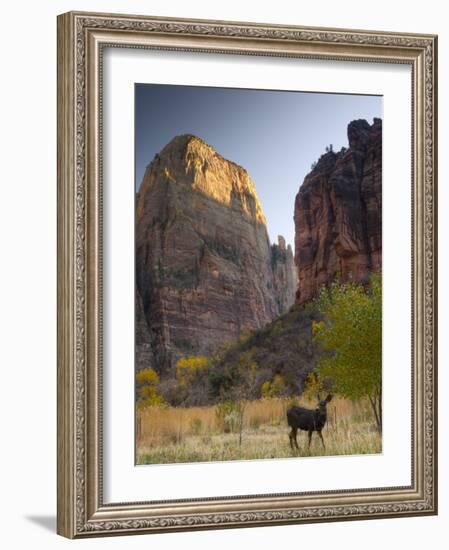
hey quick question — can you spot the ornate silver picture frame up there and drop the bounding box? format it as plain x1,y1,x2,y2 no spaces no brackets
57,11,437,538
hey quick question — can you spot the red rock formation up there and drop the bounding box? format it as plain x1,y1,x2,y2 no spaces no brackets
136,135,297,374
294,118,382,305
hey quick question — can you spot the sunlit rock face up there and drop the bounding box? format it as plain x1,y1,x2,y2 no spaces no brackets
136,135,297,374
294,118,382,305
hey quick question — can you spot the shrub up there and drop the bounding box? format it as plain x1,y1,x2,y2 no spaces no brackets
215,400,242,433
249,416,262,430
261,374,287,398
136,367,165,408
190,417,203,435
176,356,209,386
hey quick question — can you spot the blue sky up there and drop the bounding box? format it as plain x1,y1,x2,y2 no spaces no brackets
135,84,382,250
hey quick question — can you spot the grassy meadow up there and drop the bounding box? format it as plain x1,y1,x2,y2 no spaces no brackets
136,396,381,465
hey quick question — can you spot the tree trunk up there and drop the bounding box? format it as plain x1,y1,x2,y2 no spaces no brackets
377,386,382,432
368,393,382,433
238,402,245,447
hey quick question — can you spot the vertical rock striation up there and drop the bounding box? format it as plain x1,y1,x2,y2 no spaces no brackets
271,236,298,313
294,118,382,304
136,135,297,374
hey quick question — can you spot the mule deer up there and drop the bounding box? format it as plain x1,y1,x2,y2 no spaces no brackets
287,394,333,450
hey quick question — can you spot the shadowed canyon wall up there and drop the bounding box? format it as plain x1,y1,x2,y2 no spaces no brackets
294,118,382,304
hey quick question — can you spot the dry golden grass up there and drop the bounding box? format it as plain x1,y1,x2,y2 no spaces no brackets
136,397,381,465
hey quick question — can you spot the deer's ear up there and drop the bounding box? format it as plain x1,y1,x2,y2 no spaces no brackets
317,393,322,401
325,394,333,403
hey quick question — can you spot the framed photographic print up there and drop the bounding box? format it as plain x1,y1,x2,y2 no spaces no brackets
57,11,438,538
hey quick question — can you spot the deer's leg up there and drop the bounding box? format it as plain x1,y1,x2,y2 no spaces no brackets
294,428,299,450
318,430,326,449
289,428,299,450
308,430,313,448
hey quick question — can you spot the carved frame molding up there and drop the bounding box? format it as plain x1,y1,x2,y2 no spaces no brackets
57,11,437,538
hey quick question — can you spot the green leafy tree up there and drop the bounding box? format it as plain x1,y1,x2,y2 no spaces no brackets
312,273,382,431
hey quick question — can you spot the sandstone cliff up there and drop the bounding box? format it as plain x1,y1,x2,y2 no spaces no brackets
294,118,382,304
271,236,297,313
136,135,297,374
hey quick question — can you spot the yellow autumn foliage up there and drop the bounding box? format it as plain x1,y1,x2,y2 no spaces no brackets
136,367,164,408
